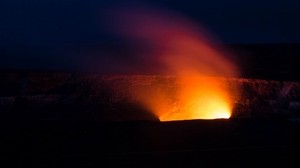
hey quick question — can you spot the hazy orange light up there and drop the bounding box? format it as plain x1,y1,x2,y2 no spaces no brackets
159,100,231,121
104,4,239,121
157,77,233,121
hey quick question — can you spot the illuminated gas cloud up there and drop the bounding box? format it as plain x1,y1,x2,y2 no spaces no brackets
103,3,239,121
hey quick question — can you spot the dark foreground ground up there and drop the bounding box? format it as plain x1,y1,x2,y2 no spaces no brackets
1,118,300,167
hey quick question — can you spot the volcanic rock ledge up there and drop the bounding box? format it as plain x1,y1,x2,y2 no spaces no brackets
1,72,300,120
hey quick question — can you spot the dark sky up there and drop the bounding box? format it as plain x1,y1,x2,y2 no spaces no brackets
0,0,300,70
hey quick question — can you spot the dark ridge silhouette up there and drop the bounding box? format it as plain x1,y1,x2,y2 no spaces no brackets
1,43,300,80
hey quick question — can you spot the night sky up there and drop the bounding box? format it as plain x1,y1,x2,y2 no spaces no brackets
1,0,300,70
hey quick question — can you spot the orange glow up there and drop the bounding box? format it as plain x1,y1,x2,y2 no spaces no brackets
177,77,232,120
156,77,233,121
128,76,235,121
104,4,239,121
